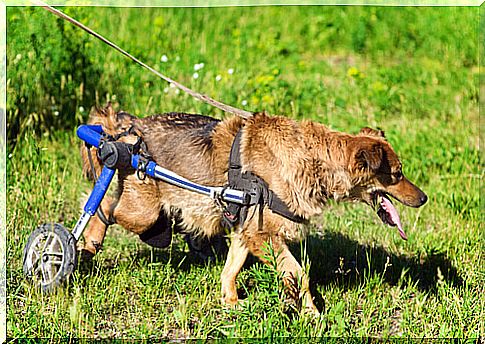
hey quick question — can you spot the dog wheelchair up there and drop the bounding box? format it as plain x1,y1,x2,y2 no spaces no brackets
22,124,258,292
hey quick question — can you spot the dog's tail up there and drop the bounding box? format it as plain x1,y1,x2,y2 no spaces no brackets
81,102,133,181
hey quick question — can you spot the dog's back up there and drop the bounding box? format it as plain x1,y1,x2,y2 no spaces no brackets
82,104,236,186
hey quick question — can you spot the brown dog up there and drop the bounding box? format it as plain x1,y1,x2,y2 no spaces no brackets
81,104,427,313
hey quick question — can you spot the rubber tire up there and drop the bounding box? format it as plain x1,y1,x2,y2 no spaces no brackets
23,223,78,293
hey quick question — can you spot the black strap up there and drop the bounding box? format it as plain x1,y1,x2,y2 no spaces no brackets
97,206,114,226
223,128,305,229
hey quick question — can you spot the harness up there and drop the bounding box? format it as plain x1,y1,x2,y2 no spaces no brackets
88,126,305,229
86,126,152,226
222,129,305,229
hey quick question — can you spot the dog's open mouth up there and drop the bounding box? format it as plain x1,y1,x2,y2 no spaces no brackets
373,192,407,240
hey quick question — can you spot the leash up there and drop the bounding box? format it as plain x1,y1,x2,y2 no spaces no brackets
34,0,254,119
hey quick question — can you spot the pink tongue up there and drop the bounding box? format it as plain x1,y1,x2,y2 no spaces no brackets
381,196,407,240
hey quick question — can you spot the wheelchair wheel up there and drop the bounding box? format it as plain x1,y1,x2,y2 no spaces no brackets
23,223,78,292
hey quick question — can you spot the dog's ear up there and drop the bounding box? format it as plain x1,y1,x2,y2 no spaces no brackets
94,102,116,117
353,141,384,171
359,127,386,139
103,102,116,116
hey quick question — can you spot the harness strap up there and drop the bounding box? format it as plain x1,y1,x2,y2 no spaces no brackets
97,206,114,226
223,129,305,229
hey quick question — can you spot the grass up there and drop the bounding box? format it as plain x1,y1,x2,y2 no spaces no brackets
6,5,483,339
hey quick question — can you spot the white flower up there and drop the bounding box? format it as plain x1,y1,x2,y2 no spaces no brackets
79,106,85,112
193,72,199,79
241,100,248,106
228,68,234,75
54,111,59,116
161,54,168,62
194,63,204,71
8,153,13,159
215,75,222,82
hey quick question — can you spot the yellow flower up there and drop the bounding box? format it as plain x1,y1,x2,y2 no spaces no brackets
256,75,275,85
347,67,361,78
262,94,274,105
154,16,164,27
371,81,386,92
251,96,260,106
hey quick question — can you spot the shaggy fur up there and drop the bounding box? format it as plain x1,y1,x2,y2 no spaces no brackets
81,104,427,313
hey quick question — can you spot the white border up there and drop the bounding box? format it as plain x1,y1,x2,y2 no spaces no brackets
2,1,483,342
5,0,485,6
1,0,6,342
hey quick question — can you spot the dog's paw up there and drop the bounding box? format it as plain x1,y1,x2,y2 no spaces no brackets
79,248,95,261
221,296,248,311
220,294,238,307
302,304,321,318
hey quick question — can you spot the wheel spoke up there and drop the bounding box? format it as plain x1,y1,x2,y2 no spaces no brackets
40,263,50,282
49,260,63,266
41,232,55,253
30,251,41,267
30,258,42,277
44,251,64,258
32,249,40,261
49,235,61,250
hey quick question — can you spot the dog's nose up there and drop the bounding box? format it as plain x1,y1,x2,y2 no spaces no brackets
420,193,428,205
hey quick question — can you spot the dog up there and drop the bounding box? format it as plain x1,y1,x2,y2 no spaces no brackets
81,103,427,313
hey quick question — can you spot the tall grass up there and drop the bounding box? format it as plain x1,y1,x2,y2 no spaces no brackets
6,5,482,339
7,6,477,139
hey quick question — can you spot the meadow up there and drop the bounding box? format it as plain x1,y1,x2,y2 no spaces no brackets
6,5,483,339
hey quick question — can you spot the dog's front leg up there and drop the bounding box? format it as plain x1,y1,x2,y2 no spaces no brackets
275,245,319,316
221,232,248,306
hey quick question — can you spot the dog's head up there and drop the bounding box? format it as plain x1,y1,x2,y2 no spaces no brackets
345,127,427,239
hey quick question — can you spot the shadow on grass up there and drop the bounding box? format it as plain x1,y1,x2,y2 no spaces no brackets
290,232,463,310
78,234,226,275
78,230,463,306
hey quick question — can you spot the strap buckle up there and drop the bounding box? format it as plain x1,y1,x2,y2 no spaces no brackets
136,156,149,180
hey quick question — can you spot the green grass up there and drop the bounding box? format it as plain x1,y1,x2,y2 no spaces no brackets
6,5,483,339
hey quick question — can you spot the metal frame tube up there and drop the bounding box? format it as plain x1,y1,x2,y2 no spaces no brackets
70,166,115,241
131,155,247,204
84,166,116,215
76,124,103,147
69,124,249,243
71,212,91,241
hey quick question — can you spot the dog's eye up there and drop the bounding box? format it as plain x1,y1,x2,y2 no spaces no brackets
393,171,403,181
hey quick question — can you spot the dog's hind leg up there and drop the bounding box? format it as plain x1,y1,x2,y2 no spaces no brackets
112,174,162,235
221,232,248,306
81,195,115,259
